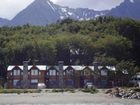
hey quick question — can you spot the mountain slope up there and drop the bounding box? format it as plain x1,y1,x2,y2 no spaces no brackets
9,0,60,26
57,7,108,20
0,18,9,26
0,0,140,26
107,0,140,19
9,0,107,26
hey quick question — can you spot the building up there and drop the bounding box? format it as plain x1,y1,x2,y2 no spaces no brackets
7,65,116,88
7,65,46,88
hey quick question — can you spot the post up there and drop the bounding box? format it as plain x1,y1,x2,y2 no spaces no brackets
58,61,64,89
93,62,99,87
33,59,38,66
22,60,30,89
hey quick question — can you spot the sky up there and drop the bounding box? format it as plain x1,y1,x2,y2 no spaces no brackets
0,0,124,20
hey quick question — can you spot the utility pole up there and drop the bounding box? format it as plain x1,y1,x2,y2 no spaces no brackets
58,61,64,89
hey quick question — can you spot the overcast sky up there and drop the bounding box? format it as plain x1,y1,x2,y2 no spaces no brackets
0,0,124,20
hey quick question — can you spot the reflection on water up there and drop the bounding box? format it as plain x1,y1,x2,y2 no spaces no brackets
49,104,140,105
50,103,140,105
3,103,140,105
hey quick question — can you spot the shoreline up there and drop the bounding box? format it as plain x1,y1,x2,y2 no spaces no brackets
0,91,139,105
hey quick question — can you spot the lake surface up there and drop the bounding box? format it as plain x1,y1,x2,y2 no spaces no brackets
3,103,140,105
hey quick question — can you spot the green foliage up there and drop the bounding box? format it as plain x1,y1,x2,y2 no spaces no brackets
94,56,118,66
0,89,41,94
94,35,132,60
81,88,98,94
116,60,139,77
0,17,140,80
116,60,140,86
133,88,140,92
52,89,64,92
51,89,75,93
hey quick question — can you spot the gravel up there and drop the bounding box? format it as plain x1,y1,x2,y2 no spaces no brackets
0,92,139,105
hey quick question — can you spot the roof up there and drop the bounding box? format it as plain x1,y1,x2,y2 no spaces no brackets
7,65,116,71
106,66,116,71
7,65,46,71
71,66,86,71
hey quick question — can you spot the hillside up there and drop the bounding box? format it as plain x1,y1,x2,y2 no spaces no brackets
1,0,140,26
0,17,140,65
0,18,9,26
107,0,140,19
0,17,140,80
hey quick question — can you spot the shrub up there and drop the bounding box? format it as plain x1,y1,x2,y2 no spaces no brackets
0,89,41,94
52,89,64,92
133,88,140,92
81,88,98,94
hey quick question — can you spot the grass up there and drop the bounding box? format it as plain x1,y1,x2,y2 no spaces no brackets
0,88,99,94
52,89,64,92
51,88,75,93
0,89,41,94
133,88,140,92
81,88,98,94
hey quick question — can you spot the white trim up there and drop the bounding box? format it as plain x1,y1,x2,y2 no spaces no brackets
7,65,116,71
7,65,46,71
71,66,86,71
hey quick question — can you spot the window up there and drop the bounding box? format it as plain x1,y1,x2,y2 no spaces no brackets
13,70,20,76
31,79,38,83
101,70,107,76
84,69,91,76
66,79,74,86
46,71,49,75
13,79,19,86
63,72,66,75
49,79,58,87
49,69,57,76
66,69,73,76
31,69,38,76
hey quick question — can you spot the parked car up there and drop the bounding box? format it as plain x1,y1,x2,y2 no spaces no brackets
85,82,94,88
37,83,46,89
129,73,140,87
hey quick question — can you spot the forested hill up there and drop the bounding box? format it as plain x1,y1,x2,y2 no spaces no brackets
0,17,140,74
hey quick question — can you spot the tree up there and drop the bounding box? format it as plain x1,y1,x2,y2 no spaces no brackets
116,60,140,86
94,35,132,61
94,56,118,66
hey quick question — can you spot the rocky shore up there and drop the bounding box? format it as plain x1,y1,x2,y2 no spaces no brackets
0,90,139,105
105,88,140,99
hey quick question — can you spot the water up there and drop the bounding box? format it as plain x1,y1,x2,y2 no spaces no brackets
2,103,140,105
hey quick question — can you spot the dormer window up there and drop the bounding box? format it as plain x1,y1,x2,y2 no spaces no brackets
65,69,74,76
83,69,91,76
31,69,38,76
101,70,107,76
13,69,20,76
100,67,108,76
49,69,57,76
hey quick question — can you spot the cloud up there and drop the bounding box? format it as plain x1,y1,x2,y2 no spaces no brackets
52,0,124,10
0,0,124,20
0,0,34,20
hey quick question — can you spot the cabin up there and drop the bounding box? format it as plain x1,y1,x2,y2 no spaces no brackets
7,65,116,88
46,66,59,88
7,65,46,88
63,66,75,88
